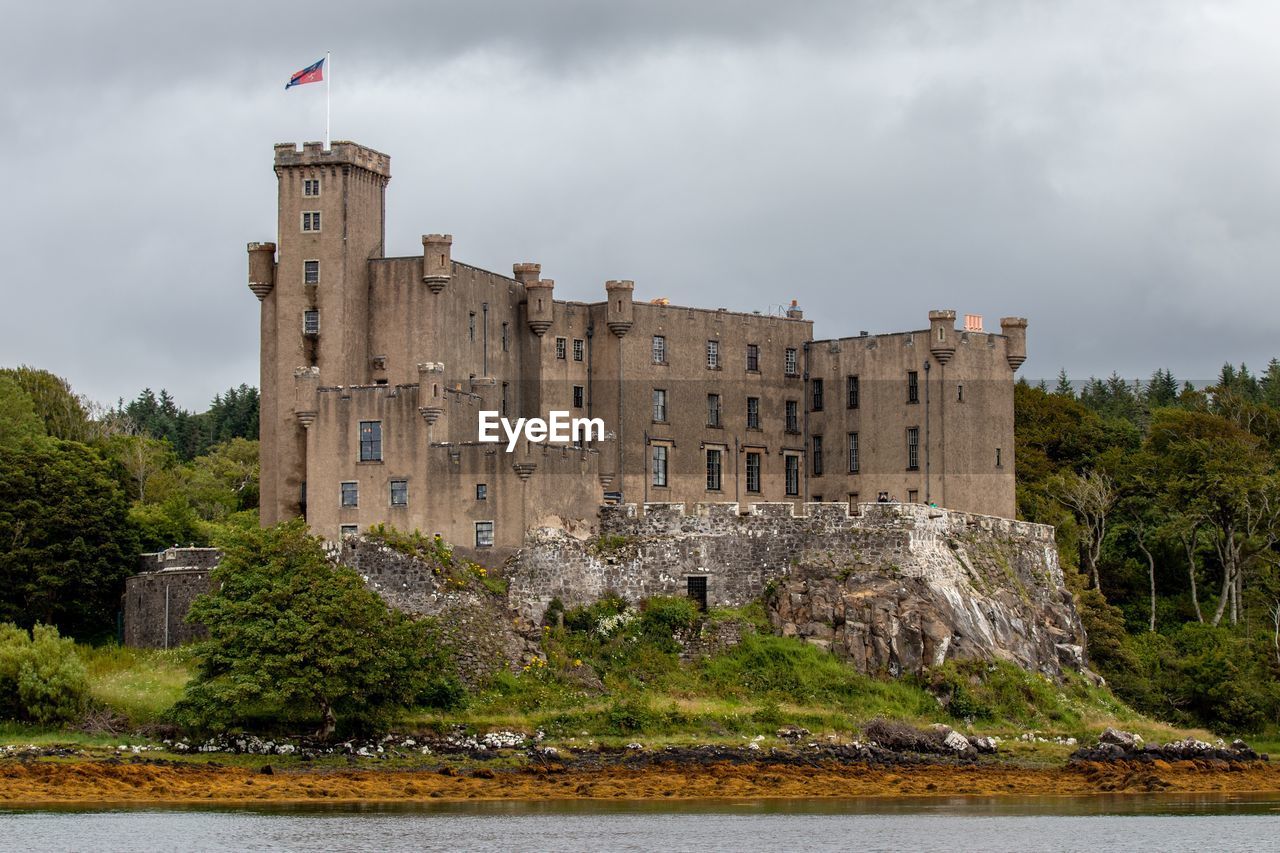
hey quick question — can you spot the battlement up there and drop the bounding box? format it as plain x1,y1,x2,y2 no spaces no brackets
274,141,391,178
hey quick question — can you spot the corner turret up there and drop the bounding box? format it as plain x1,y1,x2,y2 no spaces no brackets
422,234,452,294
1000,317,1028,371
928,309,957,365
605,280,634,337
525,277,555,337
247,242,276,300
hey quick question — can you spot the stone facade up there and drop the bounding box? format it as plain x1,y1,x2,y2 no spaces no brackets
122,548,220,649
250,140,1028,555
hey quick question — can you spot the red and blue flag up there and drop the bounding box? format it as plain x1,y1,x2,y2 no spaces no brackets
286,58,325,90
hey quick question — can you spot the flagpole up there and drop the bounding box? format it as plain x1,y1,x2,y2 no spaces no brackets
325,51,331,151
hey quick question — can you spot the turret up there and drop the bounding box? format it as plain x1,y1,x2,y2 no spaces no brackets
526,278,555,337
605,280,634,337
1000,317,1028,371
247,242,276,300
422,234,452,294
417,362,446,426
513,262,541,287
928,309,957,365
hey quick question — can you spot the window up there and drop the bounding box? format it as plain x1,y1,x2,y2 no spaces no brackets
785,400,799,433
812,435,824,476
468,312,477,342
687,576,708,611
745,451,761,493
957,384,964,403
847,432,860,473
555,337,567,359
502,322,510,352
785,347,798,376
303,178,321,197
340,481,358,507
908,371,919,403
573,339,584,362
475,521,494,548
476,483,488,500
652,335,666,364
301,211,321,232
996,447,1002,468
303,310,319,336
359,421,382,462
706,448,723,491
811,378,824,411
304,260,319,284
908,489,919,503
653,389,667,422
707,393,721,427
785,455,800,496
746,343,760,372
746,397,760,430
502,382,509,417
340,524,358,538
390,479,407,507
573,385,584,408
847,375,860,408
651,445,668,487
706,340,719,369
907,427,920,470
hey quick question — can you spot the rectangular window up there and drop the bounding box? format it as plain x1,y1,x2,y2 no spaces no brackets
475,521,494,548
476,483,487,500
302,310,319,336
652,445,668,487
502,322,510,352
706,448,723,491
785,455,800,496
555,337,567,359
469,312,476,342
359,420,382,462
706,393,721,427
746,343,760,372
340,481,358,507
390,479,407,507
706,340,720,369
652,335,666,364
687,576,708,612
340,524,358,538
302,211,321,232
745,451,761,493
573,385,584,408
573,339,584,362
502,382,509,417
303,178,321,197
847,375,860,408
812,435,823,476
908,371,919,404
908,489,919,503
303,260,319,284
785,347,798,376
785,400,799,433
996,447,1002,468
811,378,824,411
907,426,920,470
847,432,860,473
653,388,667,422
746,397,760,430
957,384,964,403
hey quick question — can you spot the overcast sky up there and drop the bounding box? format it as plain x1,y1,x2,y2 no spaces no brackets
3,1,1279,409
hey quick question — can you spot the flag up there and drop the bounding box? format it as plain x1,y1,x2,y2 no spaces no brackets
286,58,325,90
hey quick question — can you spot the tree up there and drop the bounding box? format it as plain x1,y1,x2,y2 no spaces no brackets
1053,369,1074,397
179,521,455,736
0,376,44,448
1052,469,1116,592
0,367,93,442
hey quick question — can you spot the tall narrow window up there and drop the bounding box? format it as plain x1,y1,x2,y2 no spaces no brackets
502,322,510,352
812,435,824,476
573,339,584,361
469,312,476,342
301,211,321,232
746,397,760,430
302,310,319,336
811,378,824,411
476,483,488,500
907,427,920,470
475,521,494,548
652,445,668,487
502,382,509,417
359,421,382,462
340,481,358,507
785,347,799,376
847,432,860,473
653,389,667,422
785,400,799,433
907,371,919,403
652,335,666,364
745,451,762,493
706,340,720,369
785,455,800,496
555,337,567,359
996,447,1002,468
303,260,319,284
706,448,723,491
573,385,584,408
706,393,721,427
746,344,760,372
957,384,964,402
390,479,408,507
847,375,860,408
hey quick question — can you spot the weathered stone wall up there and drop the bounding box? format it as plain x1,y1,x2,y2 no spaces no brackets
123,548,221,648
508,501,1083,677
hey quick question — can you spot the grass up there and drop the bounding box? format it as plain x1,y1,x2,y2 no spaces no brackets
80,645,197,724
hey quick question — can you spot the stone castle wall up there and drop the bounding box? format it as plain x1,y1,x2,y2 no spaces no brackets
123,548,221,649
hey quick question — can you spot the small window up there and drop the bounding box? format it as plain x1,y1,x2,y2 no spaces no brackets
303,310,319,336
848,493,859,512
957,384,964,403
502,382,509,417
907,427,920,470
746,397,760,430
687,576,708,612
502,322,510,352
996,447,1002,468
706,448,723,491
653,388,668,422
476,483,488,500
707,393,721,427
706,340,720,369
555,337,567,359
785,347,798,376
847,375,860,408
340,481,358,507
811,378,824,411
301,211,321,232
469,312,476,342
812,435,824,476
339,524,358,538
303,178,321,197
475,521,494,548
908,489,919,503
847,432,860,473
573,339,584,362
359,421,382,462
907,371,919,404
746,451,761,493
304,260,319,284
390,479,408,507
652,335,666,364
746,343,760,372
785,400,799,433
785,455,800,496
651,445,668,487
573,385,584,408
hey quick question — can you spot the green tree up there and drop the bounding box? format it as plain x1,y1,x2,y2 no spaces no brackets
0,376,44,448
0,367,92,442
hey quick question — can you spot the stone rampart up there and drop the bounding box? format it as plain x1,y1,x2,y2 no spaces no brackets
123,548,221,649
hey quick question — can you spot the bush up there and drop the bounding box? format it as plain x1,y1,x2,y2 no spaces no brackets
0,622,89,724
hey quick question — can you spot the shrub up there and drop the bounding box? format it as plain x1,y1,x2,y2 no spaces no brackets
0,622,89,724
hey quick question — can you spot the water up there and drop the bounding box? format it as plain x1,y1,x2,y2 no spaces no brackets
4,795,1280,852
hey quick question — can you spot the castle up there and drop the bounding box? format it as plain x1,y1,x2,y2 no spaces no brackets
248,141,1028,557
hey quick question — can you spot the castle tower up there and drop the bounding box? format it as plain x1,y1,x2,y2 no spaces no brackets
253,141,391,525
422,234,452,294
928,309,957,365
605,280,634,337
524,275,554,337
1000,317,1028,370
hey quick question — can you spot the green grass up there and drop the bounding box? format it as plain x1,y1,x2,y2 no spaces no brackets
80,644,197,724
